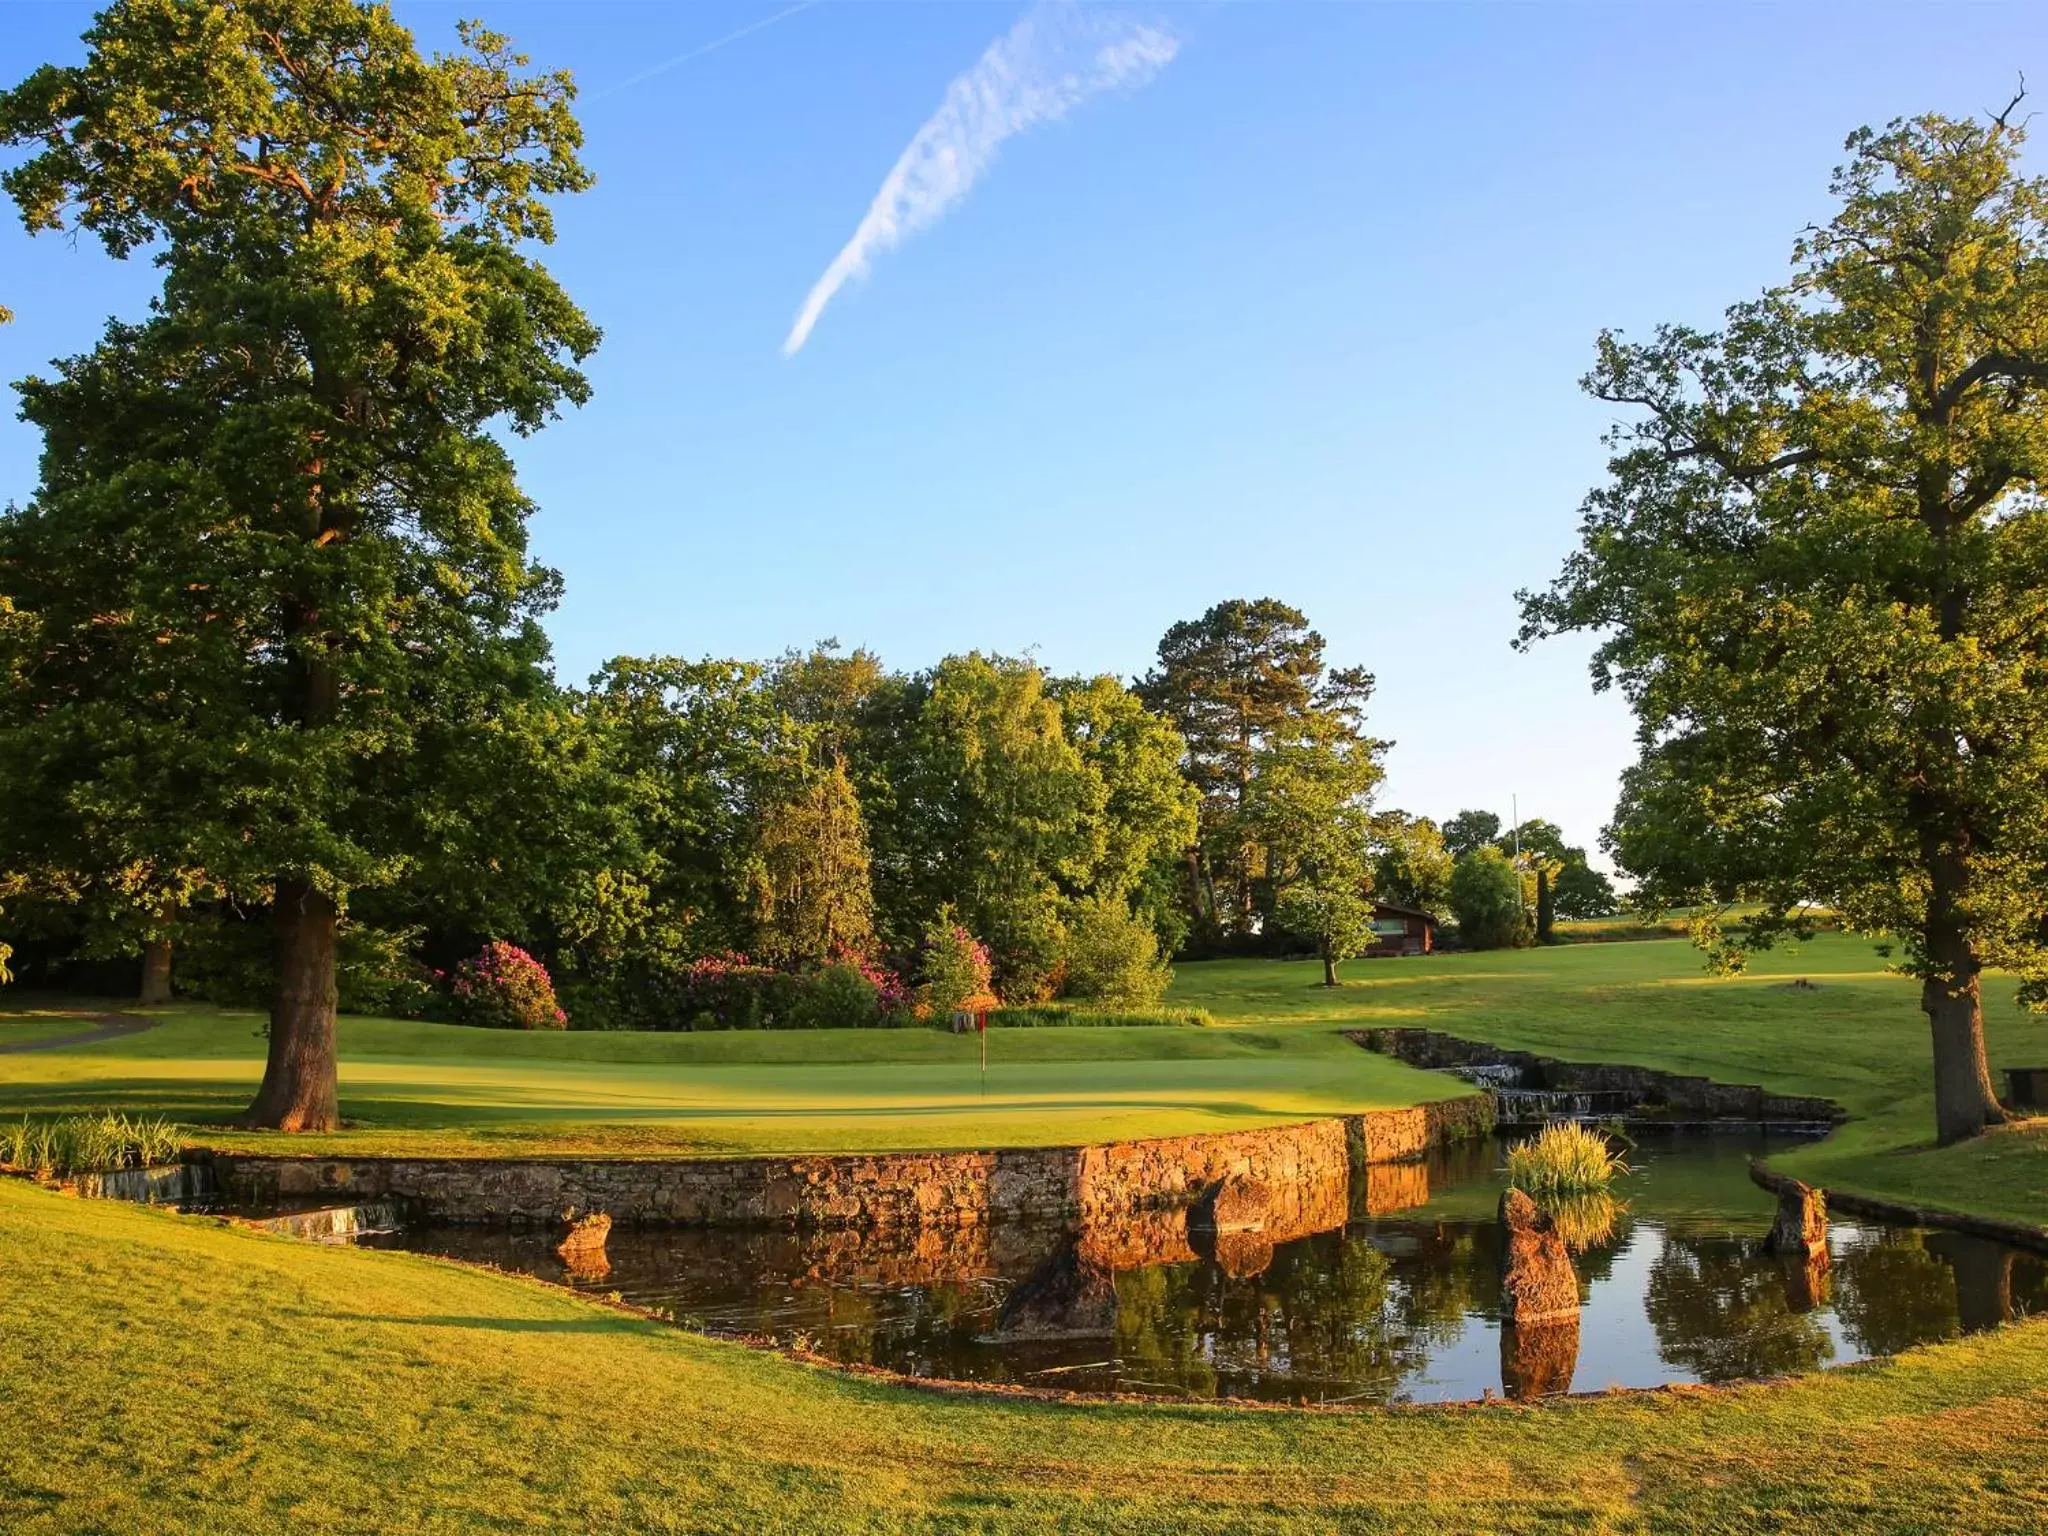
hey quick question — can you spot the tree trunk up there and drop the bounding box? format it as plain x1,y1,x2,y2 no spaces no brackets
241,877,341,1131
1924,968,2006,1145
138,936,173,1006
1921,837,2007,1146
1321,946,1339,987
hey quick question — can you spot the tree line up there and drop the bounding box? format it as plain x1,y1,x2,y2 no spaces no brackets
9,3,2041,1152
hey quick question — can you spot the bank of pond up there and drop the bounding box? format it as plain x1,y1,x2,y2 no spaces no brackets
353,1130,2044,1406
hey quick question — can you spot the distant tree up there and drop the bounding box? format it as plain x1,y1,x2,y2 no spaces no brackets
1255,713,1385,984
1370,812,1454,920
1496,819,1570,863
915,905,996,1019
871,655,1099,999
749,758,875,968
0,2,597,1128
1139,598,1372,941
1552,860,1619,921
768,641,884,770
1535,865,1557,944
1451,847,1533,950
1442,810,1504,858
1049,674,1200,953
1061,895,1172,1008
1521,102,2048,1143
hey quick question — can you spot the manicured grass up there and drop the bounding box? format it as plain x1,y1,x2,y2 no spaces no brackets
5,1176,2048,1534
1182,935,2048,1229
6,934,2044,1227
0,1002,1462,1159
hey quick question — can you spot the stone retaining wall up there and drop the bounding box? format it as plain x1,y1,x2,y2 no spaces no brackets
1350,1028,1843,1124
207,1094,1492,1231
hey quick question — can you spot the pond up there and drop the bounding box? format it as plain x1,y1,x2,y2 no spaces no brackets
365,1130,2047,1405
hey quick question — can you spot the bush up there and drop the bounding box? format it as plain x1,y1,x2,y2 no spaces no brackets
1450,846,1533,950
3,1113,183,1175
985,1004,1213,1028
1059,897,1172,1008
916,907,997,1021
450,941,567,1030
1504,1122,1631,1196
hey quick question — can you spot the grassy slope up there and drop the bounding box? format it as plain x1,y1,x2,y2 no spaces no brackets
5,934,2043,1222
5,1177,2048,1536
1180,935,2048,1228
0,1003,1461,1159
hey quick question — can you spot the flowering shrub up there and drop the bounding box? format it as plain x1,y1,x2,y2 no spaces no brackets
916,909,998,1021
450,942,568,1030
673,951,802,1030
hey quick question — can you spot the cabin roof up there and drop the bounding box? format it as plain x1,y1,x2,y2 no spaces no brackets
1370,901,1438,925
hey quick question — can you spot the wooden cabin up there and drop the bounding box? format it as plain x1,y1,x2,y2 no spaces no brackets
1365,902,1435,958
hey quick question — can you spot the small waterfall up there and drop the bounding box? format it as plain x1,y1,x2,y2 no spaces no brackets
67,1162,218,1207
1436,1062,1635,1126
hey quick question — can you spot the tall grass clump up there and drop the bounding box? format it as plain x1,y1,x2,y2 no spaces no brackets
1504,1122,1630,1197
1,1114,184,1176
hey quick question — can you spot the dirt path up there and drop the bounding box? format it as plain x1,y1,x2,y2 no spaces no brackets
0,1012,160,1055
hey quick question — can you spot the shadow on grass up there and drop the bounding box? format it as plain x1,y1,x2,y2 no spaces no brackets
337,1313,649,1334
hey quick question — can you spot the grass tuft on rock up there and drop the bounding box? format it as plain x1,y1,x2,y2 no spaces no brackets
1504,1121,1630,1196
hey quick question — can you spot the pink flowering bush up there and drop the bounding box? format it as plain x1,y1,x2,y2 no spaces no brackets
916,909,998,1021
645,948,913,1030
450,941,568,1030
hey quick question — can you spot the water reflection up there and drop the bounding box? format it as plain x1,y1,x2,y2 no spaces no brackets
367,1131,2046,1405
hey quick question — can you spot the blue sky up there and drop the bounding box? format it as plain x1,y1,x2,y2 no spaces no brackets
2,2,2042,866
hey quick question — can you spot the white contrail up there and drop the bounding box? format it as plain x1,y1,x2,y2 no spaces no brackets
588,2,818,104
781,4,1178,356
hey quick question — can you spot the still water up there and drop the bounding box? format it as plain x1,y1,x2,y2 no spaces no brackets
368,1131,2046,1404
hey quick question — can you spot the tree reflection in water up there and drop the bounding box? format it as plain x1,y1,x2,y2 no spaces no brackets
364,1133,2048,1404
1645,1231,1836,1381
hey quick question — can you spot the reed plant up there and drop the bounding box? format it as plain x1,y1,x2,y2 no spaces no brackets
1,1113,184,1176
1503,1121,1631,1197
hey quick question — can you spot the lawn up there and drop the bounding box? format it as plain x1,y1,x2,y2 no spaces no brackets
4,1175,2047,1535
0,1001,1463,1159
5,933,2045,1227
1171,935,2048,1229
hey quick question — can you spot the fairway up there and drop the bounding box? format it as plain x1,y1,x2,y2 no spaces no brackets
7,1175,2048,1534
7,934,2047,1224
0,1004,1463,1158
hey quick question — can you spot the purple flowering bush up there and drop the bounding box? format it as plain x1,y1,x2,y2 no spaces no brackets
450,941,568,1030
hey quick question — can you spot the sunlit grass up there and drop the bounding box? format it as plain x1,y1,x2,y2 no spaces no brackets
1504,1121,1631,1196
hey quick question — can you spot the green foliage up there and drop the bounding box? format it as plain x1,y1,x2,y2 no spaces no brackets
449,942,565,1031
1450,846,1533,950
1049,674,1199,954
915,906,996,1020
1553,859,1619,921
1536,865,1557,944
1369,812,1454,920
1059,896,1173,1009
867,656,1096,999
3,1112,181,1175
749,758,876,969
1504,1122,1631,1196
983,1004,1214,1028
1442,810,1502,858
1521,102,2048,1142
1139,598,1374,943
0,0,601,1125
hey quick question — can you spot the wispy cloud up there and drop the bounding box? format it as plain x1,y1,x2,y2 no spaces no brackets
782,4,1179,357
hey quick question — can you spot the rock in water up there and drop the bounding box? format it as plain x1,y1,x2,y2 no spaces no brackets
992,1242,1117,1340
1763,1179,1828,1260
1498,1189,1581,1326
1189,1177,1271,1235
1500,1316,1580,1400
555,1211,612,1281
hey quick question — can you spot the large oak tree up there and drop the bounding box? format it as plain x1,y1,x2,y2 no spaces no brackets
0,0,597,1128
1522,102,2048,1144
